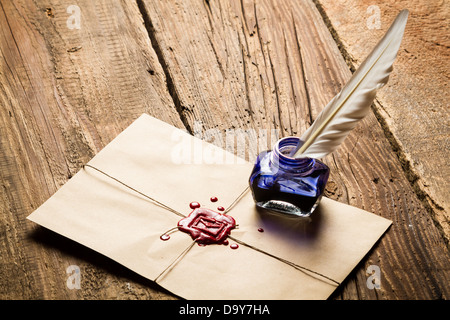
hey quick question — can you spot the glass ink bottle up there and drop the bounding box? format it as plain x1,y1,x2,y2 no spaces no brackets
249,137,329,217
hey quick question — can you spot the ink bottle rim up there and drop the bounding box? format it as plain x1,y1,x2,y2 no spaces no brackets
270,137,315,175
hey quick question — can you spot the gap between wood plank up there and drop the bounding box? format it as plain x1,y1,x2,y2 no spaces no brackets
313,0,449,248
136,0,194,135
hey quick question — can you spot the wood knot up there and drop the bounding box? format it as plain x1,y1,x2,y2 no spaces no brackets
324,180,340,200
45,8,54,18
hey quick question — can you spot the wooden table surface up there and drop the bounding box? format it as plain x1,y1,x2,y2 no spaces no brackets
0,0,448,300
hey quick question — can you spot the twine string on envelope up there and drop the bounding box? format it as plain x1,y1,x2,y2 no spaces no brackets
223,186,250,215
227,235,340,286
84,164,186,218
154,240,197,283
83,164,340,287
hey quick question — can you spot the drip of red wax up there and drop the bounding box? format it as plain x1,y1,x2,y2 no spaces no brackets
160,234,170,241
189,202,201,209
230,244,239,249
258,228,264,232
217,206,225,212
210,196,218,202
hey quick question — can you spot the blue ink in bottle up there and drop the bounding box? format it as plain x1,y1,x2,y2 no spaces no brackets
249,137,329,217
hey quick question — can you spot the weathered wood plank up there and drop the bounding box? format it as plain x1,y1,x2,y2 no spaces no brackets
316,0,449,243
0,0,181,299
140,0,449,299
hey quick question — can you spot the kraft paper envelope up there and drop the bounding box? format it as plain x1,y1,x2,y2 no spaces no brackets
27,114,392,299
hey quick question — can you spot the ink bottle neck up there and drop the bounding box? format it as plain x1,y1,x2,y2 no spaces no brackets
270,137,315,175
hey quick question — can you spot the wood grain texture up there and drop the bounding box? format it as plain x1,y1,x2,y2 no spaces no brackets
0,0,181,299
316,0,449,243
0,0,448,300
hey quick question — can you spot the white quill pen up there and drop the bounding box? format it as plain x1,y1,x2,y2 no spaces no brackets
292,9,409,159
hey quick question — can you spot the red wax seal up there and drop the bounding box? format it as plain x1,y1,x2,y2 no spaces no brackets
178,208,236,245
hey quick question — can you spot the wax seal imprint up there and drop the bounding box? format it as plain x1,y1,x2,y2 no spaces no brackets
177,208,236,245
